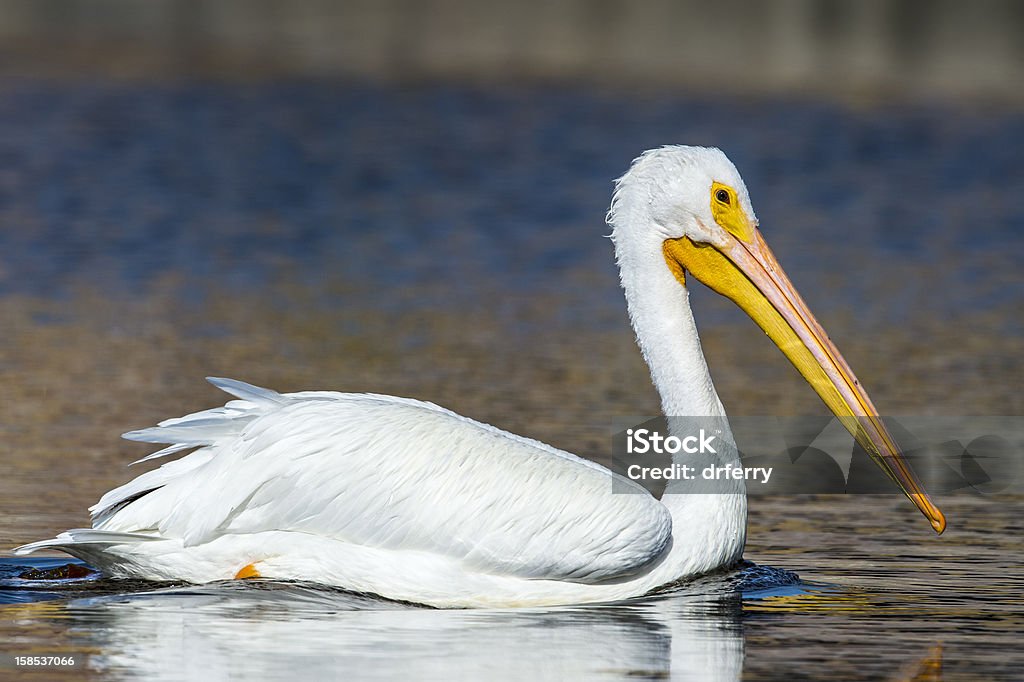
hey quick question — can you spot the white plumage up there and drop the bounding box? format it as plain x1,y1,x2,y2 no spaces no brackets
16,146,942,607
102,379,674,583
20,376,743,607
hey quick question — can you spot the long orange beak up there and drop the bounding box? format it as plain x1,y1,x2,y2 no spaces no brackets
664,225,946,534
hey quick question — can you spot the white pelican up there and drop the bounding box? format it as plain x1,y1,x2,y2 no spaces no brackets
16,146,945,608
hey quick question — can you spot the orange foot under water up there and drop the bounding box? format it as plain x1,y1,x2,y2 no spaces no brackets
233,563,261,580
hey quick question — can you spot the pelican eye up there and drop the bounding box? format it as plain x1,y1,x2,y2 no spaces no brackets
715,188,730,205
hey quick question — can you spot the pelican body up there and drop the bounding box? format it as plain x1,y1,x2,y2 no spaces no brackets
16,147,944,608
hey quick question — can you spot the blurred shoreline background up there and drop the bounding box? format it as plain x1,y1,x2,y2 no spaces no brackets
0,0,1022,102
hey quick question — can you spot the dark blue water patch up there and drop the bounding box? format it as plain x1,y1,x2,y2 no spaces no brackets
641,560,809,606
0,79,1019,320
0,557,100,604
0,557,181,606
743,583,821,601
734,561,804,594
0,555,91,579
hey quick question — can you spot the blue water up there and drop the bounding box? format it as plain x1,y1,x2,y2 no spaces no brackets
0,81,1020,325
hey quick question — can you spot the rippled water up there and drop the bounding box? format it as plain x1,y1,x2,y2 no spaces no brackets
3,493,1020,681
0,79,1021,680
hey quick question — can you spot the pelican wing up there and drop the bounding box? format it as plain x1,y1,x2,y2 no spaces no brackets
91,379,672,584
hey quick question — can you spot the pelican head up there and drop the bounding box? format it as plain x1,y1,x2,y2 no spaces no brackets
610,145,945,534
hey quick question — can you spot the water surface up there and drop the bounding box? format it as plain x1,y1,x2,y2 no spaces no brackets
0,80,1021,680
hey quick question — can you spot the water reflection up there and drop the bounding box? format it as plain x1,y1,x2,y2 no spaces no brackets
5,510,1013,682
35,577,756,681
